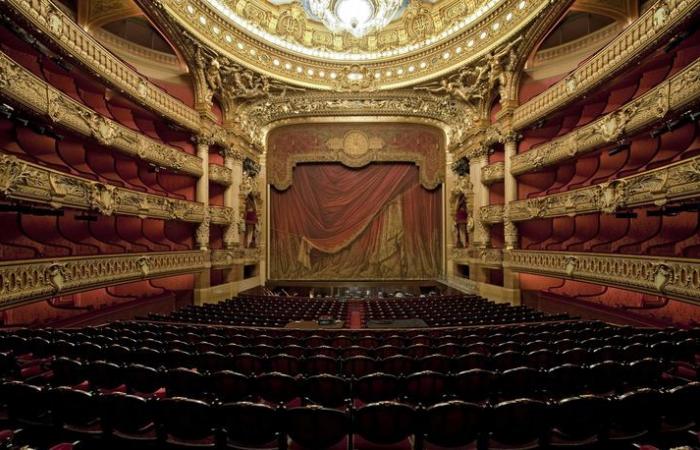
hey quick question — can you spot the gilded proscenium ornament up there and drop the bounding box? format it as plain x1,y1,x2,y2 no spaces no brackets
507,155,700,222
414,36,521,109
512,0,700,130
0,51,202,177
243,91,465,149
150,0,551,91
0,251,208,308
3,0,201,131
0,154,205,223
505,250,700,304
511,56,700,175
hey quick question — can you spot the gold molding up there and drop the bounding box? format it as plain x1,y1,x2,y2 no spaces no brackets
247,94,462,149
153,0,552,91
0,50,203,177
481,162,505,185
453,247,503,268
3,0,203,132
208,164,233,186
505,250,700,304
480,204,505,224
209,205,235,225
512,0,700,130
0,251,208,308
0,153,205,222
512,56,700,175
508,155,700,221
211,248,261,268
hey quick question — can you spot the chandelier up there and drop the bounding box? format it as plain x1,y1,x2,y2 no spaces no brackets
306,0,405,38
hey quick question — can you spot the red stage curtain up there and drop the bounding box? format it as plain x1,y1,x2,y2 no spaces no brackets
271,163,441,280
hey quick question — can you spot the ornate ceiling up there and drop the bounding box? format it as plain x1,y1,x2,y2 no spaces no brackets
155,0,554,90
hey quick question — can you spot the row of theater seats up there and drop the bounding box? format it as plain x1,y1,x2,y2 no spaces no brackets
0,320,699,449
2,379,700,450
42,358,679,404
364,297,556,326
150,294,568,327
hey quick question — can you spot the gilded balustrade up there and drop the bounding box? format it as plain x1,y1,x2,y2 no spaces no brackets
0,251,208,307
0,154,205,222
512,0,700,130
0,51,203,176
508,155,700,221
505,250,700,303
512,57,700,175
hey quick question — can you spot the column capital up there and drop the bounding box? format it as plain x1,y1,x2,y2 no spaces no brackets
503,130,522,145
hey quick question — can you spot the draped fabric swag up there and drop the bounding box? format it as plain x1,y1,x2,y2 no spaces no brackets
270,163,442,280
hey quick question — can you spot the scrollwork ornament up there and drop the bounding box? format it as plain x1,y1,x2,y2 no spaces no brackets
89,183,118,215
597,180,627,214
0,155,31,197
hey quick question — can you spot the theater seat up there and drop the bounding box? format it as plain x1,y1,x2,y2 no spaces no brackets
99,392,158,449
353,401,417,450
486,398,549,450
153,397,216,448
285,405,350,450
422,400,484,450
217,401,282,449
548,395,609,448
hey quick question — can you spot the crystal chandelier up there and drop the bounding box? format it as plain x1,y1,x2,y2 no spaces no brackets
306,0,405,38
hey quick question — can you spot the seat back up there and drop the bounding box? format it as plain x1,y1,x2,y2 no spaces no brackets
353,401,417,445
286,406,350,449
423,400,483,448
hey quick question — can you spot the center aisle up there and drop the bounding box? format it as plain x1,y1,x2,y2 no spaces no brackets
346,300,366,329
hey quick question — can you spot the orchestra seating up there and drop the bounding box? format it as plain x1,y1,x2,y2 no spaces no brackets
0,319,698,449
151,294,567,327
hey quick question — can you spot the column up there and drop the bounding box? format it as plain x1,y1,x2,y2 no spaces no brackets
468,146,490,283
195,135,210,251
469,146,490,249
258,153,268,284
222,146,244,249
503,131,521,293
445,152,456,280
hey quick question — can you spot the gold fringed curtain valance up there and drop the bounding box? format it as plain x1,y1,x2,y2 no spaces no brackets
267,123,446,190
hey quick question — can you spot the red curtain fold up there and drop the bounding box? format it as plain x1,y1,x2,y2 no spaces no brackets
271,163,441,280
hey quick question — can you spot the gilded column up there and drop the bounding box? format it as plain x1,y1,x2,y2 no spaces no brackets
222,146,244,249
503,130,521,294
503,132,521,250
469,146,490,249
195,134,211,251
258,152,268,284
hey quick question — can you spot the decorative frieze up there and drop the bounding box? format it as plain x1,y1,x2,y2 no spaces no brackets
453,247,504,268
4,0,202,132
209,206,235,226
211,248,261,268
208,164,233,186
481,162,505,185
505,250,700,303
0,251,209,307
512,0,700,130
508,155,700,221
480,204,505,224
0,154,205,222
0,51,202,177
511,57,700,175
